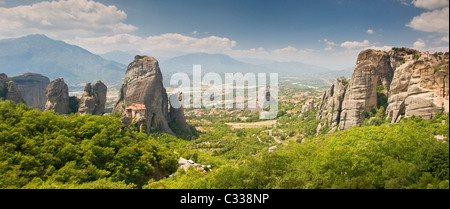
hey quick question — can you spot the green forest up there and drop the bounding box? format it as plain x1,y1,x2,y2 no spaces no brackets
0,100,448,189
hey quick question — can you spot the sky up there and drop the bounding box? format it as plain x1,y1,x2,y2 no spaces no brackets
0,0,448,70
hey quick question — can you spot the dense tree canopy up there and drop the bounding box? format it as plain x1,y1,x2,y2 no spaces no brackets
146,114,449,189
0,99,448,189
0,101,177,189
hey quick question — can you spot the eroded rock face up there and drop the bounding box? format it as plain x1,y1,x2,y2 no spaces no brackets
113,55,175,135
44,78,70,114
1,73,9,96
6,81,25,104
78,81,107,115
338,49,394,131
11,73,50,110
386,59,449,122
315,48,449,132
302,99,315,114
316,77,347,130
169,93,192,134
0,73,25,104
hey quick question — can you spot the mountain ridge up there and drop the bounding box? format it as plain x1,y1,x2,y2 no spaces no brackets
0,34,126,87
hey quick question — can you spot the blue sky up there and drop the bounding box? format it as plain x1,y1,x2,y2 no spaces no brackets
0,0,448,69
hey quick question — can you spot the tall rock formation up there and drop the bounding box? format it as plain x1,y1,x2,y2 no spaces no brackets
169,93,192,134
338,49,394,131
386,54,449,122
0,73,25,104
113,55,176,135
44,78,70,114
5,81,25,104
315,48,449,133
78,81,107,115
1,73,9,99
316,77,348,132
11,73,50,110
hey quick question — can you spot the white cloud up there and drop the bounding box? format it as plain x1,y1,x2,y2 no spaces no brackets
399,0,411,6
69,33,237,55
426,45,450,53
0,0,360,69
413,38,427,50
324,46,333,51
0,0,137,39
340,40,371,49
365,45,393,52
412,0,449,10
406,6,449,34
367,29,375,35
320,39,335,51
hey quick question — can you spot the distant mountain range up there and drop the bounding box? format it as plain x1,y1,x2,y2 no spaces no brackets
160,53,332,76
0,34,126,87
0,35,351,89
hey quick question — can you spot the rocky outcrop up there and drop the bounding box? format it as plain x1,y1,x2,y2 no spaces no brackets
44,78,70,114
113,55,178,135
169,93,192,134
11,73,50,110
316,77,347,130
302,99,315,113
78,81,107,115
338,49,394,131
315,48,449,132
5,81,25,104
0,73,25,104
386,57,449,122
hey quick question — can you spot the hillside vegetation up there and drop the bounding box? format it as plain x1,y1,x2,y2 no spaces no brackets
0,101,177,189
0,100,448,189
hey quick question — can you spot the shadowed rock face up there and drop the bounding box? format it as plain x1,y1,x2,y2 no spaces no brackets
5,81,25,104
11,73,50,110
315,48,449,133
316,77,347,130
169,93,192,134
113,55,176,135
44,78,70,114
0,73,25,104
78,81,107,115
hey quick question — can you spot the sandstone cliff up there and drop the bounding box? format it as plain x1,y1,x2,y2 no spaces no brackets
316,77,347,133
44,78,71,114
0,73,25,104
338,49,394,130
315,48,449,133
386,54,449,122
113,55,178,135
78,81,107,115
11,73,50,110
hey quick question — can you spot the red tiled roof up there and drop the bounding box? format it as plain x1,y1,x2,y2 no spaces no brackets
126,103,146,111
